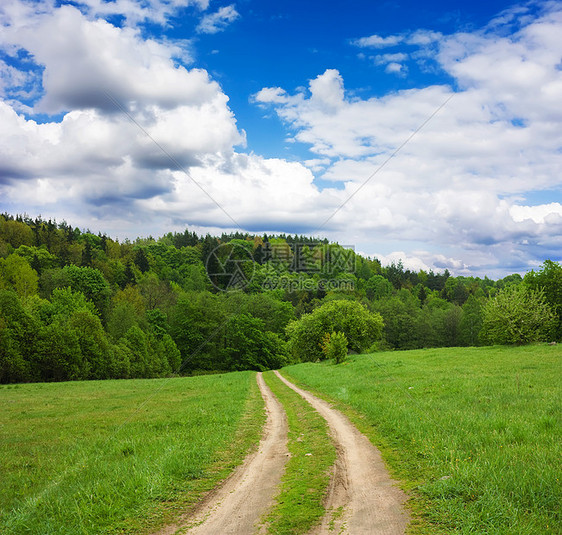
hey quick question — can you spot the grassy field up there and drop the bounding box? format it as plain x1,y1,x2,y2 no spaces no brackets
282,345,562,534
262,371,335,534
0,372,264,535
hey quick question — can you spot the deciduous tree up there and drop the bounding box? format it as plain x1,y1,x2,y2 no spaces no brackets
481,285,556,345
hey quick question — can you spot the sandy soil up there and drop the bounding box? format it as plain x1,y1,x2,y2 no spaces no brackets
154,372,288,535
274,370,410,535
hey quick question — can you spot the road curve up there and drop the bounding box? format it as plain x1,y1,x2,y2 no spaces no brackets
274,370,410,535
155,372,288,535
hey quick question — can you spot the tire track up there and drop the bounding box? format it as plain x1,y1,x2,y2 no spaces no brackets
155,372,288,535
274,370,410,535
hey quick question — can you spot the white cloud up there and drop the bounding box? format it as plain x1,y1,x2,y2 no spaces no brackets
254,3,562,274
352,29,442,50
406,30,443,46
0,0,209,28
369,53,408,76
0,2,331,242
510,203,562,224
252,86,291,105
0,60,30,96
1,5,219,115
2,1,562,277
196,4,239,34
352,34,403,48
372,53,408,66
372,251,433,273
385,62,405,75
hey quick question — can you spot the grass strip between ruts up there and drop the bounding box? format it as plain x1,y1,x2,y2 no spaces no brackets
262,370,335,535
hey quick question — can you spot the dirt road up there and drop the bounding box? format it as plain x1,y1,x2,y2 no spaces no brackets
155,372,289,535
275,371,410,535
156,371,409,534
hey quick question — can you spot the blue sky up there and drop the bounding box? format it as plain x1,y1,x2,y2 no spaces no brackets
180,0,518,158
1,0,562,277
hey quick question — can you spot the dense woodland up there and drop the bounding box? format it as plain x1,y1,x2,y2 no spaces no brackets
1,213,560,383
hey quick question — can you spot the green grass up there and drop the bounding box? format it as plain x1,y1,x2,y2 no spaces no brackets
0,372,264,535
262,371,335,534
282,345,562,534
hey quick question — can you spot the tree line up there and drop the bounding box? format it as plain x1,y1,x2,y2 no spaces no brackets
1,213,559,383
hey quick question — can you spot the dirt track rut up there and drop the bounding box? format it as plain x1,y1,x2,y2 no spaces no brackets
156,371,409,535
275,370,410,535
155,372,288,535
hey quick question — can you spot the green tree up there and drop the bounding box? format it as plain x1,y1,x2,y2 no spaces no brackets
160,334,182,373
39,268,69,298
222,313,288,371
365,274,394,301
168,291,226,371
133,247,151,273
459,295,484,346
39,287,97,324
14,245,59,273
372,291,422,349
440,305,463,347
146,308,168,338
106,302,140,341
138,273,176,312
67,309,113,379
222,291,295,334
36,324,85,381
481,285,556,345
0,290,39,382
524,260,562,340
62,265,111,319
287,300,383,362
0,254,39,298
122,325,150,378
0,217,34,248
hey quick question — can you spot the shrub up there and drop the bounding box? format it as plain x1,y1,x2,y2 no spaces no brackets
321,331,348,363
480,285,556,345
287,300,383,362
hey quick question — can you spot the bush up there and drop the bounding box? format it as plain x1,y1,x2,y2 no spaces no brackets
287,300,383,362
481,285,556,345
321,331,348,363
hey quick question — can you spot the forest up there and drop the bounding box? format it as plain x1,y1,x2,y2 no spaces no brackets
1,213,559,383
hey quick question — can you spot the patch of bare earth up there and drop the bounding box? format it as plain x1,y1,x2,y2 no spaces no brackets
153,372,288,535
274,370,410,535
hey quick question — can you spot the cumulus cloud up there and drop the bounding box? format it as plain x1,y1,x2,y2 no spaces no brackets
510,203,562,224
196,4,239,34
385,62,406,75
255,3,562,274
1,0,562,277
351,34,403,48
0,0,331,241
0,5,217,115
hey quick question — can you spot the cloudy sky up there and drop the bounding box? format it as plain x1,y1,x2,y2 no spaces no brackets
1,0,562,277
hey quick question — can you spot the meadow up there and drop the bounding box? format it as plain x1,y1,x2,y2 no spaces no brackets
1,345,560,535
283,345,562,534
0,372,264,535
